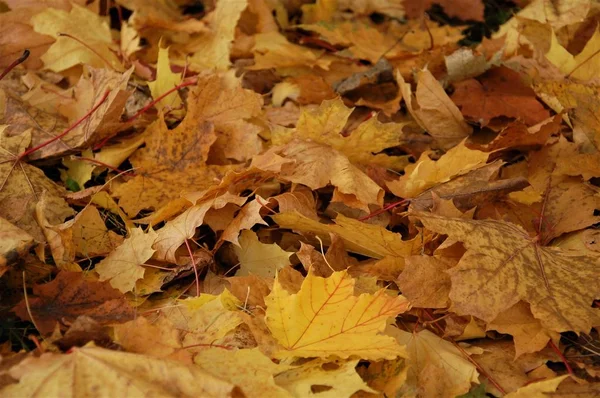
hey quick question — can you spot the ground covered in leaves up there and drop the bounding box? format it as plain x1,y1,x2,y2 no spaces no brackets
1,0,600,397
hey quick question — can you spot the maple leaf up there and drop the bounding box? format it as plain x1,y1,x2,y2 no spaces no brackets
487,302,559,358
546,27,600,80
389,328,479,398
12,271,134,334
161,291,244,348
273,211,422,259
95,227,158,293
112,316,183,359
396,255,454,308
187,0,248,70
451,66,550,127
234,230,293,278
0,129,74,242
114,72,261,216
505,375,568,398
250,31,333,70
415,212,600,333
274,358,376,397
31,4,123,72
272,97,409,170
0,216,34,270
265,268,410,360
196,348,292,398
1,345,239,397
399,69,472,149
253,139,383,211
148,45,183,113
387,141,489,199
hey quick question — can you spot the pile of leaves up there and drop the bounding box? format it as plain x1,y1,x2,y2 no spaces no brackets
1,0,599,396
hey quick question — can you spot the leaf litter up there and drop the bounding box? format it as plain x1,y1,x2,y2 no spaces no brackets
1,0,600,397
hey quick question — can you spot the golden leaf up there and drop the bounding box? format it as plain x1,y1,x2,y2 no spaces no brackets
265,268,410,360
387,141,489,198
273,211,421,259
148,45,183,112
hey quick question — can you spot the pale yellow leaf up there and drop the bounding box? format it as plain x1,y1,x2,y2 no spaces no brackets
234,230,293,278
95,227,157,293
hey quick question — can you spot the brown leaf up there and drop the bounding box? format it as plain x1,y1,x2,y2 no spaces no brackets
0,216,35,270
415,212,600,333
452,66,550,127
397,255,455,308
12,271,134,334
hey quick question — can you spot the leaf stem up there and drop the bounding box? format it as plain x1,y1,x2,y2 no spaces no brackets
18,90,111,160
0,50,30,81
124,78,198,123
548,340,574,375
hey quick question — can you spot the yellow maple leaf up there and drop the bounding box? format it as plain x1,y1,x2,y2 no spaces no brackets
1,345,238,397
273,211,421,259
148,45,183,113
387,141,489,198
234,230,293,278
31,4,123,72
265,268,410,360
188,0,248,70
274,358,376,397
95,227,157,293
196,348,292,398
415,212,600,333
273,97,409,170
389,328,479,398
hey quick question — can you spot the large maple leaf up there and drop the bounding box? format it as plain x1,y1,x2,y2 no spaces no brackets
415,212,600,333
265,268,410,360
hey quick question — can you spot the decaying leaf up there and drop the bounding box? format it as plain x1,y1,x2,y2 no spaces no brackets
415,212,600,333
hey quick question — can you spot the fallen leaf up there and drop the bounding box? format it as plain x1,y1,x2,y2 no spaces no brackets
400,69,472,149
272,97,409,170
0,216,34,269
452,66,550,127
31,4,123,72
273,211,421,259
265,268,410,360
1,345,239,397
187,0,248,70
487,301,559,358
387,141,489,198
148,45,183,113
505,375,568,397
396,255,454,308
234,230,293,278
195,348,292,398
12,271,134,334
415,212,600,333
274,358,376,397
95,227,157,294
390,327,480,398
